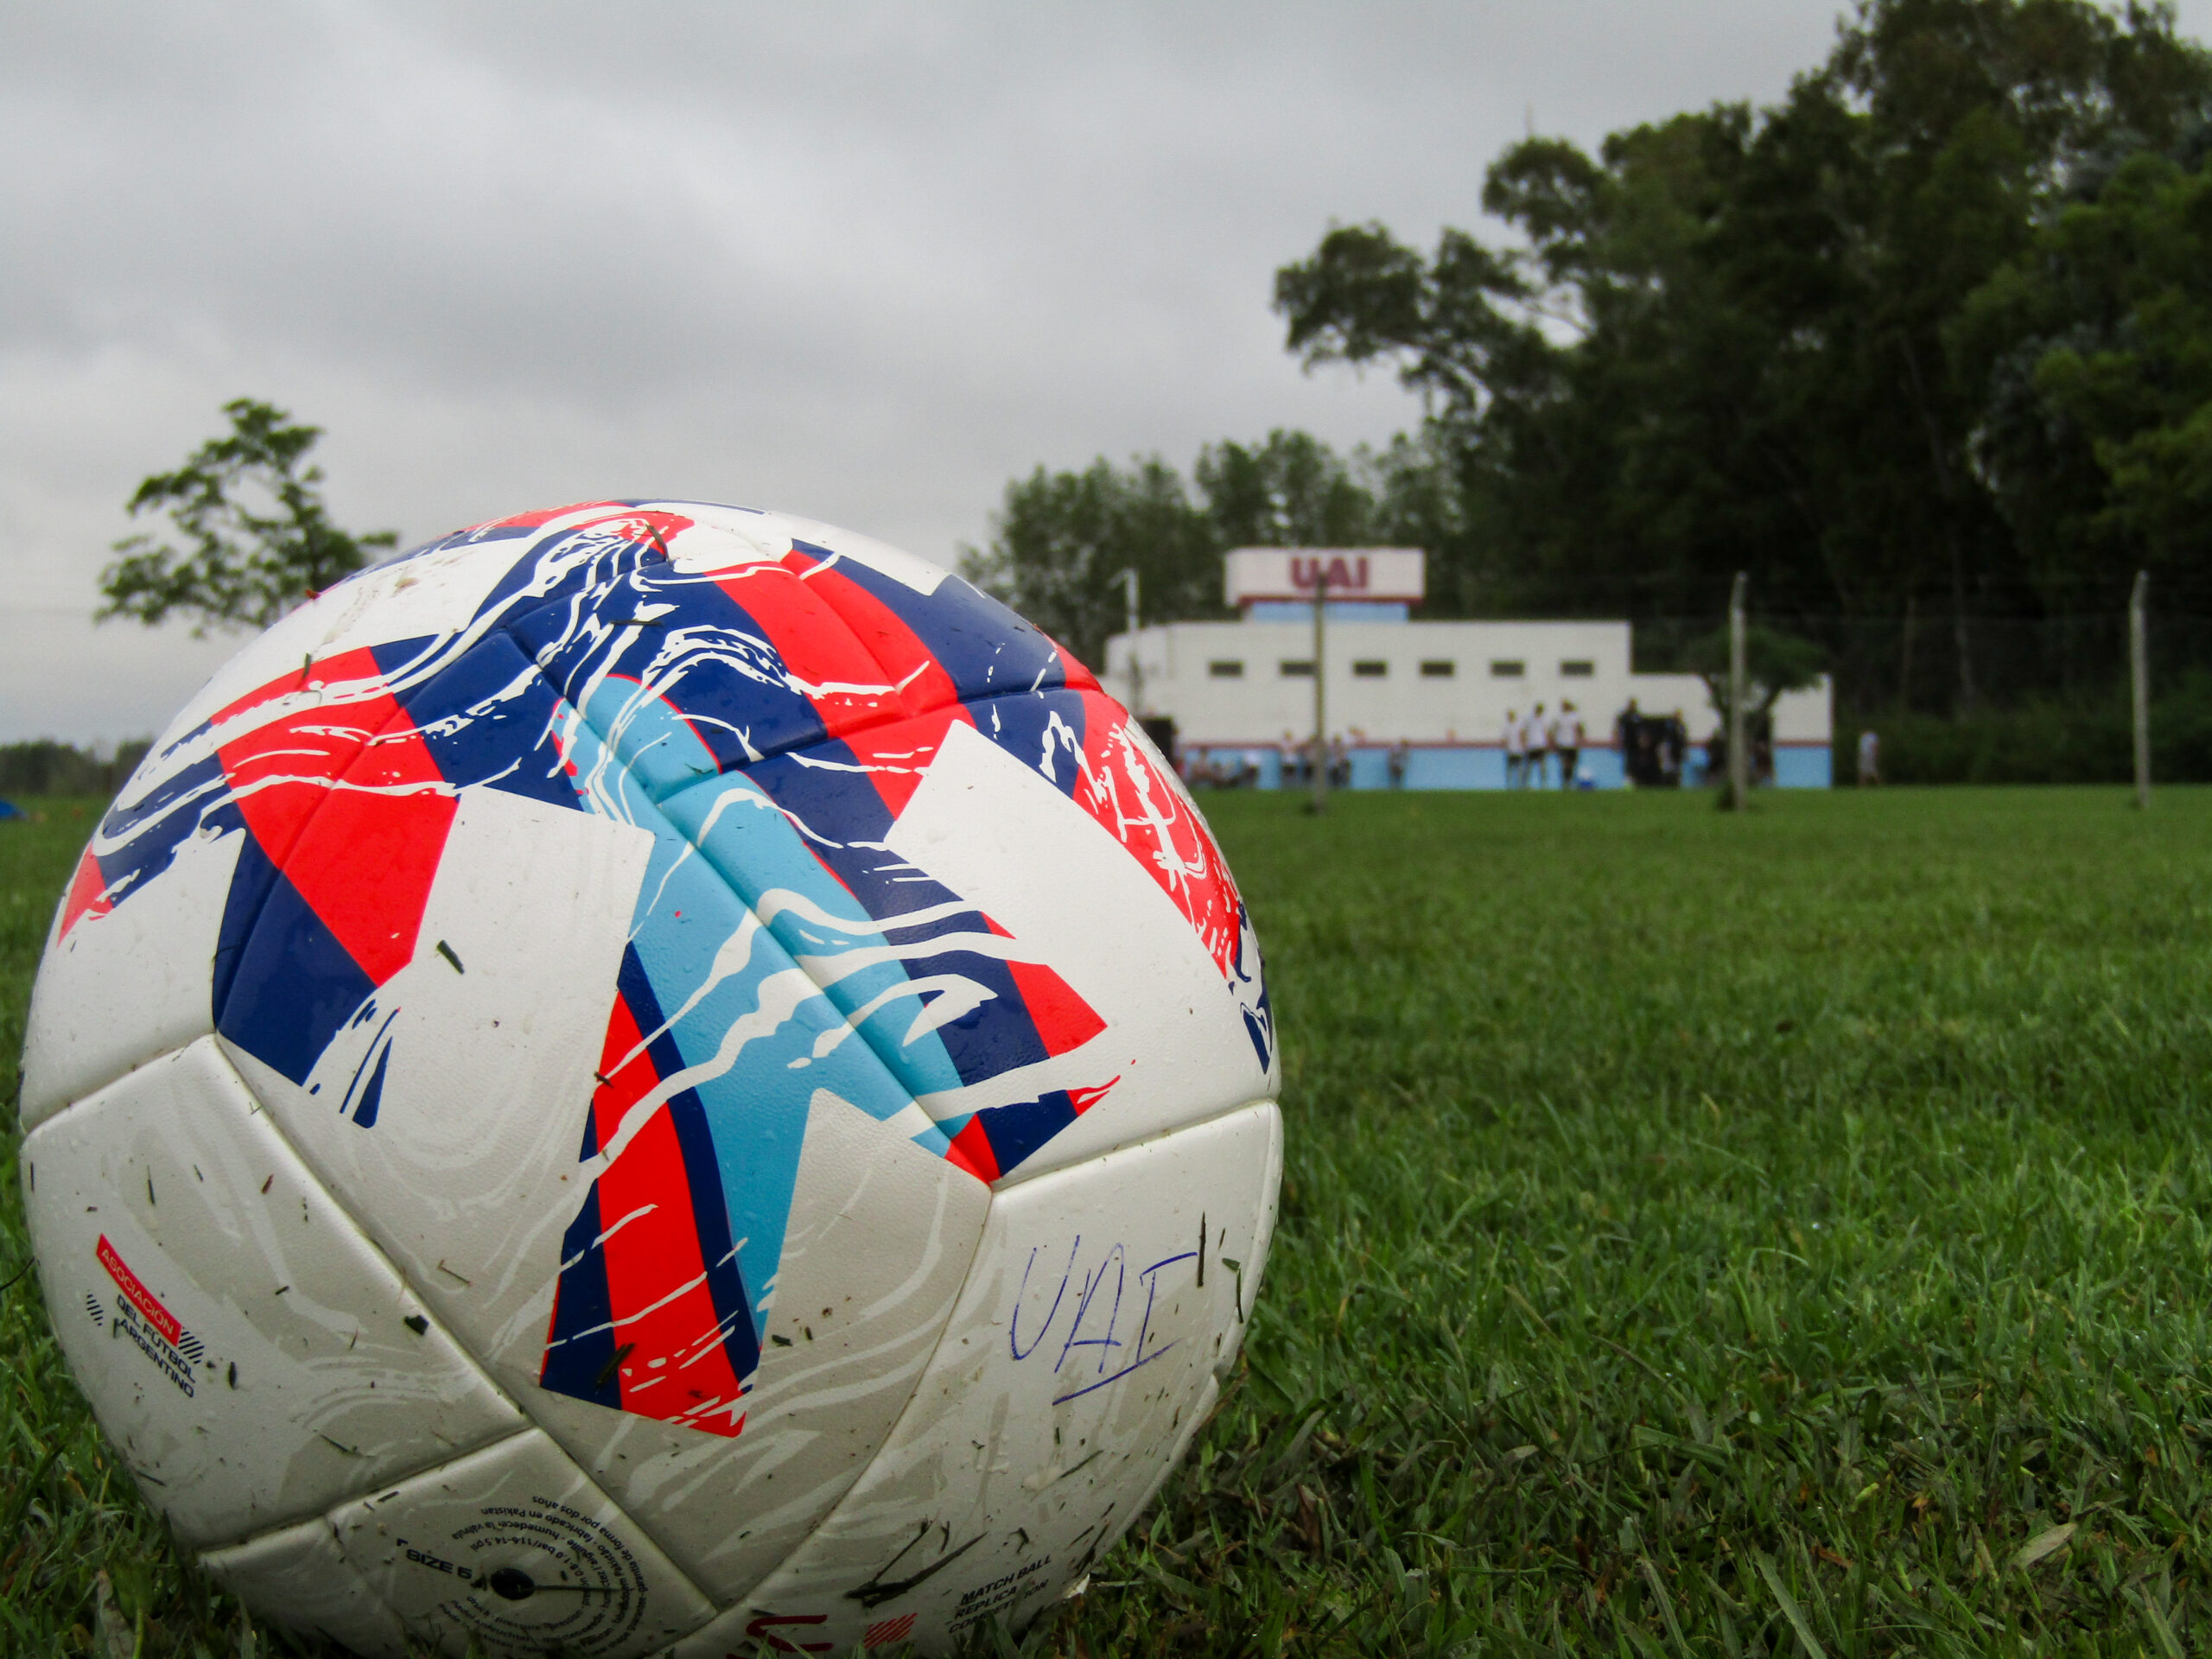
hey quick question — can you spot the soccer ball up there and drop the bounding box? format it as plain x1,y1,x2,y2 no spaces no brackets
19,501,1281,1656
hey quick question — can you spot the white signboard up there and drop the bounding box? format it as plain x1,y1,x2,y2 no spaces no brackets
1224,547,1425,606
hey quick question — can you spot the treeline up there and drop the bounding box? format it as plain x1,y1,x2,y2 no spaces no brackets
1860,673,2212,779
975,0,2212,715
960,429,1458,671
0,741,150,799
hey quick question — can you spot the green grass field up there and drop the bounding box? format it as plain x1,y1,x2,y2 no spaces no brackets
7,786,2212,1656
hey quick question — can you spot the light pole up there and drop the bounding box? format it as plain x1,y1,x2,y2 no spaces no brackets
1117,567,1141,715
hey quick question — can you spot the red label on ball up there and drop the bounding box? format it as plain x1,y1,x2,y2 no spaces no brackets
96,1235,182,1348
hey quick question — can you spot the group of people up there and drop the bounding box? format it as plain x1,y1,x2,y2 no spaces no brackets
1700,718,1782,787
1179,734,1392,790
1174,706,1848,791
1275,733,1354,790
1182,750,1262,789
1501,702,1586,788
1616,700,1694,788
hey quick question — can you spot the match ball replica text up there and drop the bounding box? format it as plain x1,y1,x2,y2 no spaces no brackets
19,501,1281,1656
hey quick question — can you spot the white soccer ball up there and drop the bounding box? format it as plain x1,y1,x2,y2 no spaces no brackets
20,501,1281,1656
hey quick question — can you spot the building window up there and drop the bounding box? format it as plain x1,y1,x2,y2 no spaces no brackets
1490,659,1525,678
1420,660,1455,678
1208,659,1244,678
1280,659,1315,677
1560,659,1595,677
1352,660,1387,678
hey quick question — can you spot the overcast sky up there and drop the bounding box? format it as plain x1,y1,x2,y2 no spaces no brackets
10,3,2210,743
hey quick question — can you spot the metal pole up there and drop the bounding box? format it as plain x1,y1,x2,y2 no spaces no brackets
1727,571,1749,812
1310,571,1328,815
2132,569,2151,810
1118,567,1141,715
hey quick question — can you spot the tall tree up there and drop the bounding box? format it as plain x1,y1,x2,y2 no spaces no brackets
1273,0,2212,712
960,454,1221,670
101,398,397,633
1958,140,2212,688
1196,429,1380,549
962,430,1436,667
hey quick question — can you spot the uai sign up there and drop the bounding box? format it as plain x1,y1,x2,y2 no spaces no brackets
1223,546,1426,607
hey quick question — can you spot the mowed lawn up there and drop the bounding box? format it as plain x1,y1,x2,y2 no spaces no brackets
6,786,2212,1656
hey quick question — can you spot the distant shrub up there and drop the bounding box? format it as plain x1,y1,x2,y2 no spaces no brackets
0,740,151,799
1844,675,2212,784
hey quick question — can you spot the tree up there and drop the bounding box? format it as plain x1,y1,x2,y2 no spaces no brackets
1685,625,1831,724
961,429,1439,668
1272,0,2212,714
1960,149,2212,601
959,455,1220,669
1196,429,1381,549
100,398,397,633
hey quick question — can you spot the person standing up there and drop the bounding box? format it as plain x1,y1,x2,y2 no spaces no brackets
1388,739,1410,789
1527,702,1549,790
1857,728,1881,787
1503,708,1523,788
1615,698,1643,786
1555,700,1584,789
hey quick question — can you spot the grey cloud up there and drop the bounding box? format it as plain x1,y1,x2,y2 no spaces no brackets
13,1,2201,741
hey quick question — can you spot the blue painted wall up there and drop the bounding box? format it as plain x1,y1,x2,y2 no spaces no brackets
1180,743,1833,791
1772,746,1831,789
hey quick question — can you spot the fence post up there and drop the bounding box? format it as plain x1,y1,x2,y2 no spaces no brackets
1727,571,1749,812
1310,571,1329,815
2131,569,2151,810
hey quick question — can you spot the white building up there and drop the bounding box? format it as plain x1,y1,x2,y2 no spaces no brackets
1103,549,1831,789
